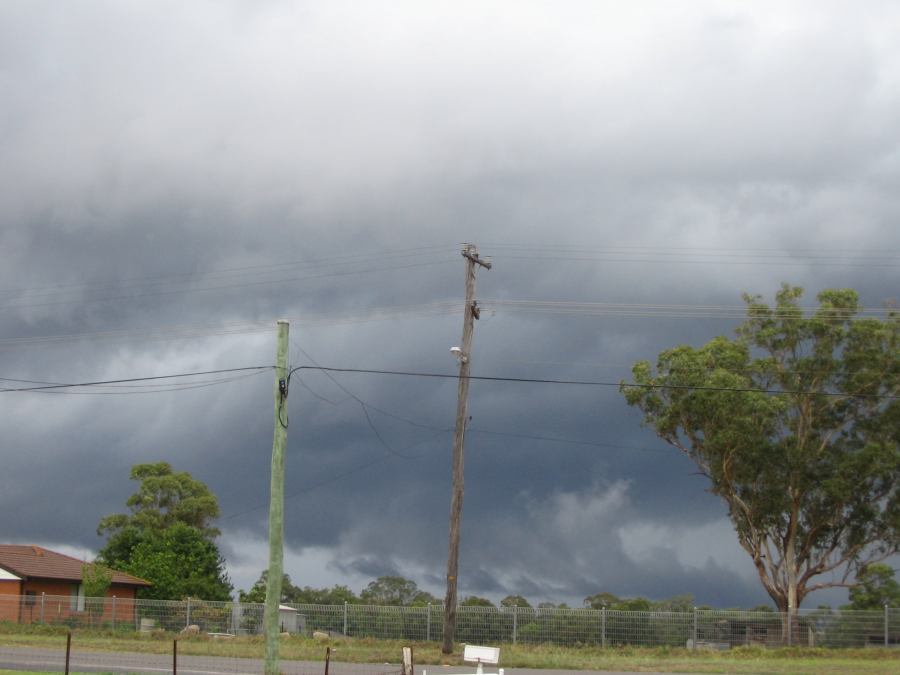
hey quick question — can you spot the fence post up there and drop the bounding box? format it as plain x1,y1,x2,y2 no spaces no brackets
186,597,191,628
65,632,71,675
426,603,431,641
886,604,890,647
343,601,348,636
512,605,517,645
173,638,177,675
402,646,413,675
601,606,607,649
39,592,45,624
112,596,116,631
692,607,698,647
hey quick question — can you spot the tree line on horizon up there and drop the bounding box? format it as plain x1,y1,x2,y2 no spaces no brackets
235,570,899,612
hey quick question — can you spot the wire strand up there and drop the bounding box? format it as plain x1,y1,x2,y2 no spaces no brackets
288,365,899,400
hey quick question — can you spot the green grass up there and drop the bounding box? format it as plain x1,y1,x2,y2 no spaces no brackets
1,624,898,673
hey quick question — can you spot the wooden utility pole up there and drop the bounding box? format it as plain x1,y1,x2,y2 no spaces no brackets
442,244,491,654
264,320,290,675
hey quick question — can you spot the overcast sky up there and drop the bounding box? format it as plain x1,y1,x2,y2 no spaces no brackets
1,1,898,609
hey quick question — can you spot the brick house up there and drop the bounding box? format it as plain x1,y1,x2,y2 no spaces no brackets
0,545,150,625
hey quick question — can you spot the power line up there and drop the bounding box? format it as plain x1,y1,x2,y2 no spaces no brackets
35,371,268,395
2,363,894,399
220,423,668,523
0,366,273,393
221,428,450,522
0,245,455,298
480,298,894,321
480,243,900,263
288,365,900,400
497,255,900,269
0,301,463,352
290,342,450,457
481,243,900,255
0,259,458,312
468,427,668,454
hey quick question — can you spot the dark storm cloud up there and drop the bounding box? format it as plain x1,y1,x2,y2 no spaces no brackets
2,1,898,607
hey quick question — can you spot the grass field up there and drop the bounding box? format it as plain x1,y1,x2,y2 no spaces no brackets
1,625,899,674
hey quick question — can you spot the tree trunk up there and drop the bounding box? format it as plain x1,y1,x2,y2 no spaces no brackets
784,564,800,644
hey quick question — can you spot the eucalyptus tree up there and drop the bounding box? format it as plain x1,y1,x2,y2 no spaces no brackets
622,285,899,613
98,462,231,600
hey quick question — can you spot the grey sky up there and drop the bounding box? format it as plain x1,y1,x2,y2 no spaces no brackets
1,1,898,608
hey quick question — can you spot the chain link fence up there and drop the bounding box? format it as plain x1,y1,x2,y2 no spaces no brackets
1,594,898,648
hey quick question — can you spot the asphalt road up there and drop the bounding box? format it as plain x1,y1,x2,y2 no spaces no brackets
0,645,689,675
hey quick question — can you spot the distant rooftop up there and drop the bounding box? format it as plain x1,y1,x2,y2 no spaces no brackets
0,545,150,587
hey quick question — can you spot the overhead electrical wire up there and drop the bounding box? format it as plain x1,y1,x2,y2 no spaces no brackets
218,343,455,521
497,255,900,268
2,295,891,354
2,241,895,317
2,363,895,399
0,366,273,393
480,299,894,321
290,342,452,457
222,381,669,522
288,365,899,400
0,244,455,298
221,409,673,524
35,371,268,395
467,427,668,455
221,427,450,522
481,242,900,254
0,258,458,312
480,243,900,266
0,301,464,352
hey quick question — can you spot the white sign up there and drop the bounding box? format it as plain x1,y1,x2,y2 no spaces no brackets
464,645,500,665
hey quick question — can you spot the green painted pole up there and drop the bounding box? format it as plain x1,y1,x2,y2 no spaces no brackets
264,320,290,675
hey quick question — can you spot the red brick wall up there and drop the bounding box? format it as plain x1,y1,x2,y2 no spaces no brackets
13,581,139,626
0,579,23,623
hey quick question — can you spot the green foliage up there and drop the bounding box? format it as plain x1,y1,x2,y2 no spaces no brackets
460,595,495,607
583,592,693,612
584,592,620,609
239,571,361,605
97,462,221,538
612,597,652,612
296,584,361,605
97,462,231,601
500,594,531,608
81,562,113,625
115,523,232,601
847,564,900,609
81,562,113,598
238,571,292,604
653,593,695,613
622,285,899,611
360,575,430,606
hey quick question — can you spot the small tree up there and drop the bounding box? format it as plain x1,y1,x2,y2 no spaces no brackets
360,576,422,606
460,595,495,607
500,594,531,608
239,571,298,603
584,592,619,609
847,564,900,609
81,562,112,626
